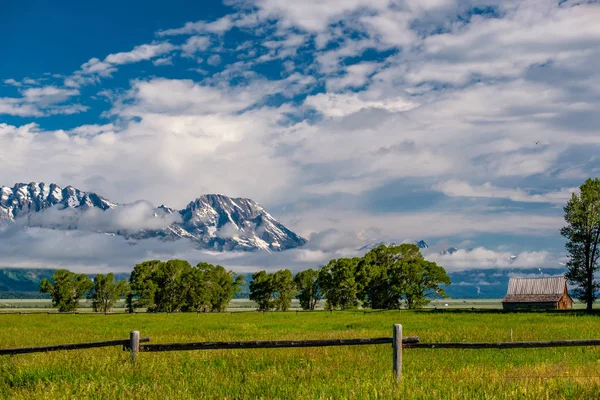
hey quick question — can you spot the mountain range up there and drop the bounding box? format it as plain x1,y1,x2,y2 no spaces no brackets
0,182,306,252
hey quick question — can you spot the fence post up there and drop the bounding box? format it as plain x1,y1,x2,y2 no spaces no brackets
130,331,140,363
393,324,402,383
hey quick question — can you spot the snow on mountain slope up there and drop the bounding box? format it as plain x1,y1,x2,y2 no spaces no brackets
0,182,115,221
0,182,306,252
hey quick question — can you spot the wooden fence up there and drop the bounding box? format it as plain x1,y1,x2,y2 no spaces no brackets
3,325,600,383
0,336,150,356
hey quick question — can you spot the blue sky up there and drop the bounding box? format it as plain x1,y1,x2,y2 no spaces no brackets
1,0,600,272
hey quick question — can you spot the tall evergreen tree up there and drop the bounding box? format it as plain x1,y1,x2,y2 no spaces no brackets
562,178,600,312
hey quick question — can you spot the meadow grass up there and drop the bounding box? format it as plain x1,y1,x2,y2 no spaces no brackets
1,311,600,399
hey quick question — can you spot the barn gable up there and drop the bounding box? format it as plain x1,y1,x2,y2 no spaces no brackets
502,276,573,310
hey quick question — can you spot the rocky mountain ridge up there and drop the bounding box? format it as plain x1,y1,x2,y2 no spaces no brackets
0,182,306,252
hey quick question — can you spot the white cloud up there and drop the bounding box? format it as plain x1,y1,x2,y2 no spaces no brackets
0,86,84,117
325,62,380,91
254,0,392,32
207,54,222,66
0,77,299,209
153,56,173,66
104,42,175,65
21,86,79,106
68,42,176,86
0,99,43,117
157,15,235,36
79,58,118,76
118,78,270,116
426,248,555,271
19,201,182,232
181,36,211,55
304,92,417,117
67,124,116,138
287,208,564,243
435,180,578,204
4,79,21,87
4,0,600,272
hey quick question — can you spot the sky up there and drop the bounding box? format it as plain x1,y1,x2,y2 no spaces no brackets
1,0,599,273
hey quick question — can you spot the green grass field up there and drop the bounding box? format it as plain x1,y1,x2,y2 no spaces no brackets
2,298,598,312
1,311,600,399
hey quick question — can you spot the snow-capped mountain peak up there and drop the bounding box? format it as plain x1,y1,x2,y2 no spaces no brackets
0,182,116,221
0,183,306,252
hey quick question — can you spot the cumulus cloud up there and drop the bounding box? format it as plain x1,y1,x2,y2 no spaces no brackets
153,56,173,66
157,15,235,36
426,247,556,271
181,36,211,55
3,0,600,271
66,42,176,87
21,86,79,106
0,226,338,273
0,221,561,274
304,92,417,117
215,222,241,239
104,43,175,65
435,181,578,204
207,54,222,66
288,209,564,243
253,0,392,32
4,79,21,87
13,201,181,233
0,86,85,117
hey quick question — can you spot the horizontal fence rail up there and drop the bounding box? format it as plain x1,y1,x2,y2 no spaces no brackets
405,339,600,349
0,337,150,356
139,336,420,352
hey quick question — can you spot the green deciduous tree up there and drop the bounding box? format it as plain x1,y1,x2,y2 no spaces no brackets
249,270,274,310
404,260,450,309
271,269,296,311
356,244,450,309
318,258,360,310
562,178,600,312
88,273,129,312
39,269,93,312
128,260,162,311
128,260,243,313
183,266,210,312
128,260,190,312
294,268,321,310
198,262,244,312
153,259,192,313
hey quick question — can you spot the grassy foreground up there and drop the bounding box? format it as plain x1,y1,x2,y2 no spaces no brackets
1,311,600,399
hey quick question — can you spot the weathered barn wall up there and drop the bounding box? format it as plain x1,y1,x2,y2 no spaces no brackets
502,302,558,311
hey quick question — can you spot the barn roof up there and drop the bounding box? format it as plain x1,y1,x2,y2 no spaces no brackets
502,276,566,303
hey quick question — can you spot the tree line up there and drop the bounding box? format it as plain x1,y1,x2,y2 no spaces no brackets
39,260,243,313
250,243,451,311
38,243,450,312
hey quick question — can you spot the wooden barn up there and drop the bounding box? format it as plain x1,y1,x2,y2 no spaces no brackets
502,276,573,310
